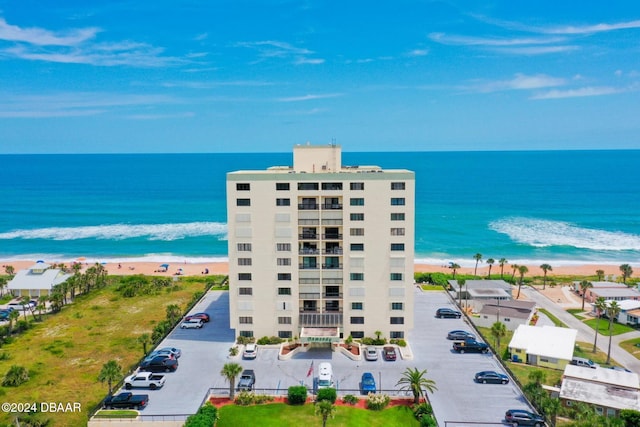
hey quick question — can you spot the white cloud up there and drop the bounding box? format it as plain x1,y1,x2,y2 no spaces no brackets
0,17,98,46
468,73,565,93
531,86,621,99
428,32,566,47
490,45,578,55
236,40,323,65
407,49,429,57
540,20,640,35
277,93,343,102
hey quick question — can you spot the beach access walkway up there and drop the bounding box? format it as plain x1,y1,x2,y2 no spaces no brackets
522,286,640,373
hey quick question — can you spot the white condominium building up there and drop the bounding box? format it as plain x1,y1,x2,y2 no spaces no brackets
226,144,414,344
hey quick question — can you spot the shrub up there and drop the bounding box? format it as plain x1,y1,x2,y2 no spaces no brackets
420,415,437,427
316,387,337,403
2,365,29,387
390,339,407,347
184,402,218,427
413,402,433,418
287,385,307,405
253,394,274,405
342,394,358,405
366,392,390,411
236,336,256,345
257,336,285,345
229,346,239,356
234,391,255,406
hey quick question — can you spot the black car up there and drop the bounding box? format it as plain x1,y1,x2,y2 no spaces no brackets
140,356,178,373
447,330,475,340
436,308,462,318
474,370,509,384
505,409,545,426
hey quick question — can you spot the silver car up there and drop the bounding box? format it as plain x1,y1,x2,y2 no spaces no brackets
364,347,378,361
180,318,203,329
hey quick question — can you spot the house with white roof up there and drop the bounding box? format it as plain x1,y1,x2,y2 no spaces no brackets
472,299,536,331
603,300,640,326
508,325,577,370
560,364,640,417
574,281,640,304
7,262,72,298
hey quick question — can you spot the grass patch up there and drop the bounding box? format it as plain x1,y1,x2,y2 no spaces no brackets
216,403,419,427
620,337,640,360
0,275,223,427
566,309,586,320
574,341,617,366
506,362,563,388
420,284,446,292
583,319,635,336
94,410,138,418
537,308,567,327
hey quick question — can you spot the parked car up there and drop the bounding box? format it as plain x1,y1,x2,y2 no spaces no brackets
317,363,334,389
243,343,257,359
185,312,210,322
124,372,166,390
504,409,545,426
140,356,178,373
474,371,509,384
610,366,632,373
103,392,149,410
383,346,397,361
571,357,599,369
361,372,376,394
447,330,475,340
180,318,204,329
237,369,256,391
155,347,182,359
364,347,378,361
435,308,462,318
143,353,174,363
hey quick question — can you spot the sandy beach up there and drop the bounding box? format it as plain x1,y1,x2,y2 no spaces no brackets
1,258,625,279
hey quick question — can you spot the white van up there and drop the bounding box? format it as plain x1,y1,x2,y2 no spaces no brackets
317,362,333,389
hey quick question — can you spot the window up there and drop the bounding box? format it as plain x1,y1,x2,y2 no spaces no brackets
391,182,405,190
277,243,291,251
237,258,252,266
390,273,403,281
391,228,405,236
391,213,405,221
278,287,292,295
278,330,293,339
391,197,405,206
390,331,405,339
278,316,292,324
350,273,364,281
239,316,253,324
391,302,404,310
236,183,250,191
277,273,292,281
350,317,365,324
239,330,254,338
350,182,364,190
277,258,291,266
238,287,252,295
350,213,364,221
350,228,364,236
238,273,252,280
351,302,363,310
276,198,291,206
350,243,364,251
322,182,342,190
236,198,251,206
298,182,319,190
276,183,290,190
350,198,364,206
390,317,404,324
237,243,252,252
391,243,405,251
351,331,364,338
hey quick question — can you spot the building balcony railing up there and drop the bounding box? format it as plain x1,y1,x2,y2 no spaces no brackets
300,308,319,313
299,293,321,299
322,234,342,240
299,234,318,240
322,204,343,210
323,293,343,298
298,204,319,210
299,264,319,270
299,313,343,327
299,248,320,255
322,264,343,270
323,248,343,254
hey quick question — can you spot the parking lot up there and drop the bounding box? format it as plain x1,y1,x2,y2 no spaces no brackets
134,288,535,425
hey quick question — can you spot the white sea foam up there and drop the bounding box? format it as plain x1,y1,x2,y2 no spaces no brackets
489,217,640,251
0,222,228,241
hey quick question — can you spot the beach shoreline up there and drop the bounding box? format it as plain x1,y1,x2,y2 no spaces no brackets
0,258,629,278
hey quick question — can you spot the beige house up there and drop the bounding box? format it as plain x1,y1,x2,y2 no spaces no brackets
508,325,576,370
226,144,415,343
473,299,536,331
7,262,72,298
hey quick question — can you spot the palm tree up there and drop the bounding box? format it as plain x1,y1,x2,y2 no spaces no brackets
315,399,336,427
473,253,482,276
449,262,460,279
498,258,508,279
592,297,607,353
137,333,152,355
396,367,437,405
543,396,562,427
0,277,6,296
486,258,495,278
20,296,31,320
619,264,633,284
605,301,622,364
596,269,605,281
4,265,15,277
539,264,552,290
490,321,507,350
7,310,19,337
37,295,48,321
165,304,182,323
510,264,519,281
579,280,593,311
221,362,243,400
98,360,122,395
457,279,465,308
516,265,528,299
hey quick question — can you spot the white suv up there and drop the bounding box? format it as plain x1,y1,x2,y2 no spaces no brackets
180,318,204,329
243,343,257,359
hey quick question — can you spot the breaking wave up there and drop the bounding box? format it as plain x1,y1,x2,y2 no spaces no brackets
489,217,640,251
0,222,228,241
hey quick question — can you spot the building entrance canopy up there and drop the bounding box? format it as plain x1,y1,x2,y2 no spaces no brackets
300,327,341,343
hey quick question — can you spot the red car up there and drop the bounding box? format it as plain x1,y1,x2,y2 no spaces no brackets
383,346,397,361
185,312,210,322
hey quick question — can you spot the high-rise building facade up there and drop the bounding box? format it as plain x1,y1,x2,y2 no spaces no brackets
226,144,414,344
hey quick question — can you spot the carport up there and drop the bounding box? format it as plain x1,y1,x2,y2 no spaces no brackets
300,327,340,348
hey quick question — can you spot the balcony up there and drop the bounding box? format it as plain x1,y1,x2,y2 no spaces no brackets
323,247,343,254
298,204,318,210
322,234,342,240
322,264,343,270
299,313,343,327
299,292,321,299
299,264,319,270
299,247,320,255
299,233,318,240
322,203,342,210
323,293,343,298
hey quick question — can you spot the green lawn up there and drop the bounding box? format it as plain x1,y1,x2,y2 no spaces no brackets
216,403,420,427
620,337,640,361
583,318,635,336
419,284,446,292
566,309,586,320
537,308,567,327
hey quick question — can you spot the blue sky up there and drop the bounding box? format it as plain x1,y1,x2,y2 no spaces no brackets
1,1,639,153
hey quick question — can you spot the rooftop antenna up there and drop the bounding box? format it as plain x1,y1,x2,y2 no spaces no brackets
331,138,336,147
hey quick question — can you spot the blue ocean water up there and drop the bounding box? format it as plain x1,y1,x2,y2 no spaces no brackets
0,151,639,267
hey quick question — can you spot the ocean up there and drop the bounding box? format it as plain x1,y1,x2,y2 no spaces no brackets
0,150,639,268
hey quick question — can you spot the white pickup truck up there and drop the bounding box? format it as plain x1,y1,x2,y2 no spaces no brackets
124,371,166,390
